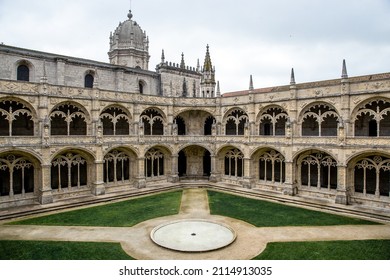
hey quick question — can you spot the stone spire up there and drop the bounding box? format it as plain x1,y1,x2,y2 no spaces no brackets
180,53,185,69
249,75,254,91
290,68,296,85
161,49,165,64
201,45,216,98
216,81,221,97
341,59,348,79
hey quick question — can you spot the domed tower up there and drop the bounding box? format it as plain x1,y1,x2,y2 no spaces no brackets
108,10,150,70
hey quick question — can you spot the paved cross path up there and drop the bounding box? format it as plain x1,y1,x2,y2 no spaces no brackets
0,188,389,259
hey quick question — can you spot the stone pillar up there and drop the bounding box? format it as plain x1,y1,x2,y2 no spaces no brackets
335,165,349,205
169,154,179,183
38,164,53,205
242,157,254,189
283,160,298,196
92,160,105,195
134,157,146,188
209,155,219,182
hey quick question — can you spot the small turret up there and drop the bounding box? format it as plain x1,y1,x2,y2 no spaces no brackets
201,45,216,98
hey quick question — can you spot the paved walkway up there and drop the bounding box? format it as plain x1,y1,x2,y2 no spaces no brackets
0,188,390,259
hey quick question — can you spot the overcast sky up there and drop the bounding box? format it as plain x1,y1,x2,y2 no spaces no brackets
0,0,389,93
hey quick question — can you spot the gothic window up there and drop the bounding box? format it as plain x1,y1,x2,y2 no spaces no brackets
50,104,87,136
301,104,340,136
144,149,164,177
0,100,34,136
299,152,337,190
259,107,288,136
0,154,34,196
17,65,30,81
224,149,244,177
140,109,164,135
84,74,94,88
354,155,390,197
225,109,248,135
100,107,130,135
173,116,186,135
354,100,390,137
51,153,87,190
104,150,130,184
259,150,285,183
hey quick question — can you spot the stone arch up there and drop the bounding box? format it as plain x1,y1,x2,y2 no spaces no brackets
295,149,338,190
140,108,166,136
251,147,286,184
100,104,132,135
50,148,95,191
49,101,91,136
347,151,390,198
0,97,38,136
103,147,138,185
217,145,245,178
14,59,35,82
176,145,212,179
222,107,249,135
144,145,172,178
299,102,341,137
257,105,289,136
174,110,216,136
0,150,42,197
351,97,390,137
84,70,95,88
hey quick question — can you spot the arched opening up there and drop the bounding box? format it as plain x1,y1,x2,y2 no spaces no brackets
298,151,337,190
204,116,215,135
84,74,94,88
0,153,35,196
141,109,165,136
174,116,186,135
224,149,244,177
225,109,248,136
178,146,211,180
144,148,165,178
17,65,30,82
139,81,144,94
100,107,130,136
0,100,34,136
51,152,88,190
103,150,131,184
178,150,187,177
50,104,87,136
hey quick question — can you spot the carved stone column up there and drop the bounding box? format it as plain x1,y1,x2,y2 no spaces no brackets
134,157,146,188
283,160,298,196
92,160,105,196
169,154,179,183
38,164,53,205
335,165,349,205
209,154,220,183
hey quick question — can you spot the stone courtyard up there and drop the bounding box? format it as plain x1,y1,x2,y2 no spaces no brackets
1,188,389,260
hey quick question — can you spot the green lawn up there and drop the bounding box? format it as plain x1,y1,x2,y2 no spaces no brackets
208,190,379,227
0,240,134,260
254,240,390,260
8,190,182,227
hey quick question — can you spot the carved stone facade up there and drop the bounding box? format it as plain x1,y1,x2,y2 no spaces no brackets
0,11,389,214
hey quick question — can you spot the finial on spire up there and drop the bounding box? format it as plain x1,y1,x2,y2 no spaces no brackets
180,53,185,69
290,68,296,85
341,59,348,79
161,49,165,64
249,75,254,91
216,81,221,97
127,10,133,20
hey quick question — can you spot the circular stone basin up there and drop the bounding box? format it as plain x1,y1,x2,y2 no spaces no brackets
150,219,236,252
